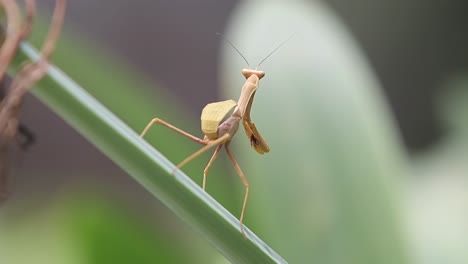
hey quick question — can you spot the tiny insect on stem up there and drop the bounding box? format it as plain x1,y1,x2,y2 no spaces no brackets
140,35,289,238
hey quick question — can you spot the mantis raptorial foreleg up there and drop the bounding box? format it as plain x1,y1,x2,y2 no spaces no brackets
140,118,208,145
174,133,231,173
225,142,249,238
203,144,223,190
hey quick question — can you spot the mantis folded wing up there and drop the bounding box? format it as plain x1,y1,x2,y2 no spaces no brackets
201,99,237,140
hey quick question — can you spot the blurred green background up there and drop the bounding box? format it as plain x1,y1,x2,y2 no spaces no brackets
1,0,468,263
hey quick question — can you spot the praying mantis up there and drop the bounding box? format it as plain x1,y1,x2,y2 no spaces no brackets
140,36,289,238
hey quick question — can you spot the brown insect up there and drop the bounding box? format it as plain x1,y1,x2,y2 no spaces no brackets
140,35,289,238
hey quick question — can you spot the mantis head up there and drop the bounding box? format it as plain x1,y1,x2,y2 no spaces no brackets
241,69,265,80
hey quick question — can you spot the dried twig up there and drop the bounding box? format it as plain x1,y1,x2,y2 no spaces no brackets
0,0,66,203
0,0,22,83
21,0,36,39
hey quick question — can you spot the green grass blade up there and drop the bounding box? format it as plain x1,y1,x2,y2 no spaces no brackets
10,42,287,264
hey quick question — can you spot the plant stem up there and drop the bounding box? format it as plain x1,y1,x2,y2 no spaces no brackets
10,42,287,264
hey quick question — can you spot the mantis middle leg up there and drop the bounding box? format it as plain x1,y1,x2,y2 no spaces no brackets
174,134,230,174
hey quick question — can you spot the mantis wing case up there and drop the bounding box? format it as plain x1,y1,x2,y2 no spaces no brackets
201,99,237,140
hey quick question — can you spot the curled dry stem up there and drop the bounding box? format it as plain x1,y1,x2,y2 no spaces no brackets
20,0,36,39
0,0,22,82
0,0,66,203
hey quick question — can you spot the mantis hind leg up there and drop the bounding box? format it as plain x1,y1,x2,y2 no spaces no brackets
140,118,208,145
224,142,249,239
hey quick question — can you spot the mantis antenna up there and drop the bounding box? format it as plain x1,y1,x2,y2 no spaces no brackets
216,32,251,68
256,33,295,69
217,32,294,70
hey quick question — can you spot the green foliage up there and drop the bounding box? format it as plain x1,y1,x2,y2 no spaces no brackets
63,194,193,264
0,192,193,264
3,1,467,263
220,1,408,263
409,76,468,264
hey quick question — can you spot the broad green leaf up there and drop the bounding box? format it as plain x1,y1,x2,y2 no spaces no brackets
221,1,409,263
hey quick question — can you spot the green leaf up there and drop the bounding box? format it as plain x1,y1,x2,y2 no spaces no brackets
0,191,195,264
221,1,409,263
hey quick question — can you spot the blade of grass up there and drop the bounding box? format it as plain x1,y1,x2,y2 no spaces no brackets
10,42,287,264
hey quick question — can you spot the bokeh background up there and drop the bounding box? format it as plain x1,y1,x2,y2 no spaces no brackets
1,0,468,263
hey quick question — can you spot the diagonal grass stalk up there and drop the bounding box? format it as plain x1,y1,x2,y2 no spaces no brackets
9,42,287,264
